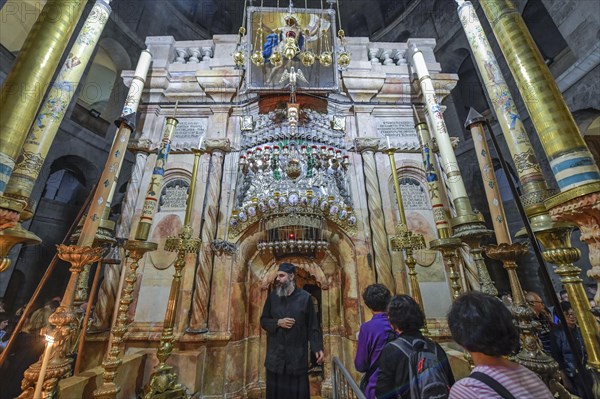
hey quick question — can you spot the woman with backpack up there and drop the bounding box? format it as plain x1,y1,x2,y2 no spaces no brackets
447,292,553,398
375,295,454,399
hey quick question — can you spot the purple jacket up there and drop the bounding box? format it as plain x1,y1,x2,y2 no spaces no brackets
354,313,395,399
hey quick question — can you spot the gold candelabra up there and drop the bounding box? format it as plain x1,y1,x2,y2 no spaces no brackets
141,148,203,399
93,240,157,399
19,245,104,399
386,148,428,334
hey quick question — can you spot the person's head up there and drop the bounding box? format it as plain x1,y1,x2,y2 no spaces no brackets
559,289,568,302
387,295,425,334
362,284,391,313
275,263,296,297
48,299,60,311
0,312,8,330
525,291,545,316
560,301,577,328
448,292,519,357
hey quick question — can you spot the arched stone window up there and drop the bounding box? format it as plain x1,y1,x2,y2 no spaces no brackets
522,0,569,65
41,156,93,206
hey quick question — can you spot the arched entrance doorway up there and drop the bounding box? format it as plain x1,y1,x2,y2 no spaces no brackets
241,227,361,399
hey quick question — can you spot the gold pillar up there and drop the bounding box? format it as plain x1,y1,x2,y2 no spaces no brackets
479,0,600,195
0,0,87,196
480,0,600,386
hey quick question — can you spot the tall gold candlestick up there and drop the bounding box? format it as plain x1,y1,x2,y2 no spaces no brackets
0,0,87,196
93,240,157,399
141,149,203,399
386,147,428,334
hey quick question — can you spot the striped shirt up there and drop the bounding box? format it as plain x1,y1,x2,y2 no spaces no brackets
449,364,553,399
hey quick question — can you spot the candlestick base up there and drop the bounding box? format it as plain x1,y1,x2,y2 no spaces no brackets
430,237,463,300
451,215,496,295
141,364,188,399
0,222,41,272
141,226,200,399
19,245,104,399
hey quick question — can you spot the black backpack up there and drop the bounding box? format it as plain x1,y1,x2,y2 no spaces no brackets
390,337,450,399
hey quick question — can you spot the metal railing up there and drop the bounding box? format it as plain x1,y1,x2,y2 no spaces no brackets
332,357,367,399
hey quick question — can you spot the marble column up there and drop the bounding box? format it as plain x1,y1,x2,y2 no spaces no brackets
355,137,395,293
189,138,230,332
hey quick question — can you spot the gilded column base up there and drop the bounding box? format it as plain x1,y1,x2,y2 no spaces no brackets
141,364,188,399
19,245,104,399
0,194,26,230
451,216,497,295
141,226,200,399
485,243,569,397
535,225,600,382
93,239,157,399
430,237,463,300
546,189,600,304
0,222,41,272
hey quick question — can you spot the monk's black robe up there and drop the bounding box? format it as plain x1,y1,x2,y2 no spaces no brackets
261,287,323,399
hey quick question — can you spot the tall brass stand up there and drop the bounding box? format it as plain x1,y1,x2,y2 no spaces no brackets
93,240,157,399
386,148,428,334
141,149,203,398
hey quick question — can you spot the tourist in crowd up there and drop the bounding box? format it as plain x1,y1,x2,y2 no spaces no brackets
550,301,591,398
525,291,555,353
448,292,553,398
375,295,454,399
355,284,396,399
0,312,9,351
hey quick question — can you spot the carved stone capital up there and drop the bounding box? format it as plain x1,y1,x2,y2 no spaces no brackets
127,137,152,153
205,138,231,153
354,137,381,153
430,136,459,152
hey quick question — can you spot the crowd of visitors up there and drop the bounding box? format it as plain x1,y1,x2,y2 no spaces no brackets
353,284,596,399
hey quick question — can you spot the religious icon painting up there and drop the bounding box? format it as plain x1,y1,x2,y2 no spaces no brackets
246,6,339,92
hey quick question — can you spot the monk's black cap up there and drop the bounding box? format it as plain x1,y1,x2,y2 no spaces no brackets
278,262,296,274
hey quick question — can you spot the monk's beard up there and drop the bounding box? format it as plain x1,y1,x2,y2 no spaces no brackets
276,279,294,297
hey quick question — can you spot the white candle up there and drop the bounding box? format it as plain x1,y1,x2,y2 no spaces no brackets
33,334,55,399
410,45,468,199
387,136,391,149
198,135,204,150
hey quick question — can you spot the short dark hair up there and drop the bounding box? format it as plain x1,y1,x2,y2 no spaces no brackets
387,295,424,333
362,284,391,312
448,292,518,357
560,301,572,312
